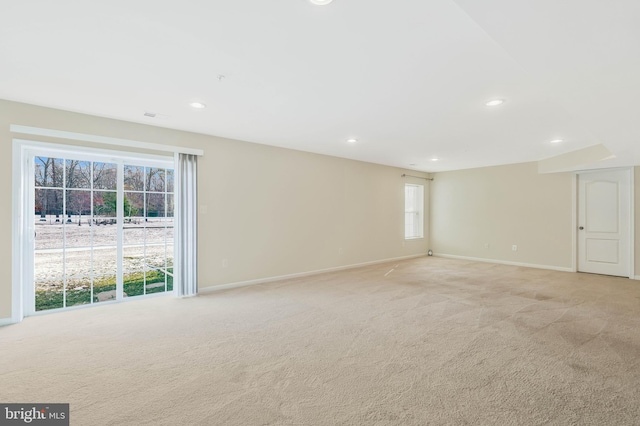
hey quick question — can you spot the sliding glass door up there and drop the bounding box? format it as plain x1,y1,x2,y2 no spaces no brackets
32,150,174,312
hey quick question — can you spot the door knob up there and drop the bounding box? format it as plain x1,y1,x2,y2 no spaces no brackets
579,226,584,230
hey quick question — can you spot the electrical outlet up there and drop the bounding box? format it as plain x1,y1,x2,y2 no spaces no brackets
512,245,517,252
484,243,490,249
222,259,228,268
338,248,344,255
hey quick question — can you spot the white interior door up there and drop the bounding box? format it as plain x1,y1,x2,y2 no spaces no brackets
578,169,631,277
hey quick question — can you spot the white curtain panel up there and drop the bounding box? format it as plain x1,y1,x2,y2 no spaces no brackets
175,153,198,296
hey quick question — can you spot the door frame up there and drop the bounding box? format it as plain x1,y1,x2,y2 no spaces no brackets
572,167,635,279
12,138,175,322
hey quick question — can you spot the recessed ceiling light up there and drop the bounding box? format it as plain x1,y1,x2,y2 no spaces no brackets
309,0,333,4
485,99,505,107
189,102,206,109
431,158,439,162
550,139,564,144
346,138,357,143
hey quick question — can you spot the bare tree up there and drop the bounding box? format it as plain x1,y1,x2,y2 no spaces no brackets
93,162,117,190
66,191,91,226
35,157,63,221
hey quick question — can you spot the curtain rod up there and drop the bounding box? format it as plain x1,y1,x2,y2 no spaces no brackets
402,173,433,181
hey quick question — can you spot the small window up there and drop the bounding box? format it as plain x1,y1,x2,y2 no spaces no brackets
405,184,424,239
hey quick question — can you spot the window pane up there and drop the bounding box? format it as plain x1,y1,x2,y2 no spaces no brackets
145,269,166,294
123,227,144,246
166,243,174,267
35,223,64,250
92,221,117,246
146,244,166,269
166,194,174,218
66,277,92,307
405,213,416,238
166,169,174,193
165,221,174,240
92,193,117,246
66,160,91,189
123,271,145,297
65,224,93,248
146,167,165,192
124,192,144,221
146,227,165,245
35,251,64,280
65,250,92,279
93,191,117,220
35,188,63,220
94,274,117,303
146,193,165,218
66,190,92,221
124,165,145,191
404,184,423,239
65,191,92,247
93,162,117,190
35,280,64,311
35,189,64,249
35,157,63,188
405,186,416,211
124,246,145,271
167,269,173,291
93,248,117,277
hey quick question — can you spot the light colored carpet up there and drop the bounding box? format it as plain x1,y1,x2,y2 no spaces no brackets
2,256,640,425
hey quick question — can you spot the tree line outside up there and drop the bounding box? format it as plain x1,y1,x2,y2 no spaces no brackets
34,157,174,221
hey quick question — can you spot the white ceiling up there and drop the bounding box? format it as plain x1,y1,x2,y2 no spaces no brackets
1,1,639,172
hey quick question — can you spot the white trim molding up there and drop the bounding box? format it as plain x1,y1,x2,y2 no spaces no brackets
0,317,14,327
629,167,635,280
199,254,428,294
10,125,204,156
434,253,574,273
11,139,26,324
571,173,578,272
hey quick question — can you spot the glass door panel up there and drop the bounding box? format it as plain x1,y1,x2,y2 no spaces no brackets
34,158,65,311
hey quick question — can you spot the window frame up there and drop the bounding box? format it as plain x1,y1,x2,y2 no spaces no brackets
404,183,424,240
13,139,175,319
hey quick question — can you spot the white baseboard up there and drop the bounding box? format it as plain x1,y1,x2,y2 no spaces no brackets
199,253,427,294
634,275,640,281
434,253,574,273
0,317,15,327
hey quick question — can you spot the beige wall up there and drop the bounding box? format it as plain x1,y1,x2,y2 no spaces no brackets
430,162,575,269
1,99,429,320
431,162,640,277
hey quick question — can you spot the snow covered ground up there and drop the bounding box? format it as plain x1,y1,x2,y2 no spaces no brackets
34,216,173,290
